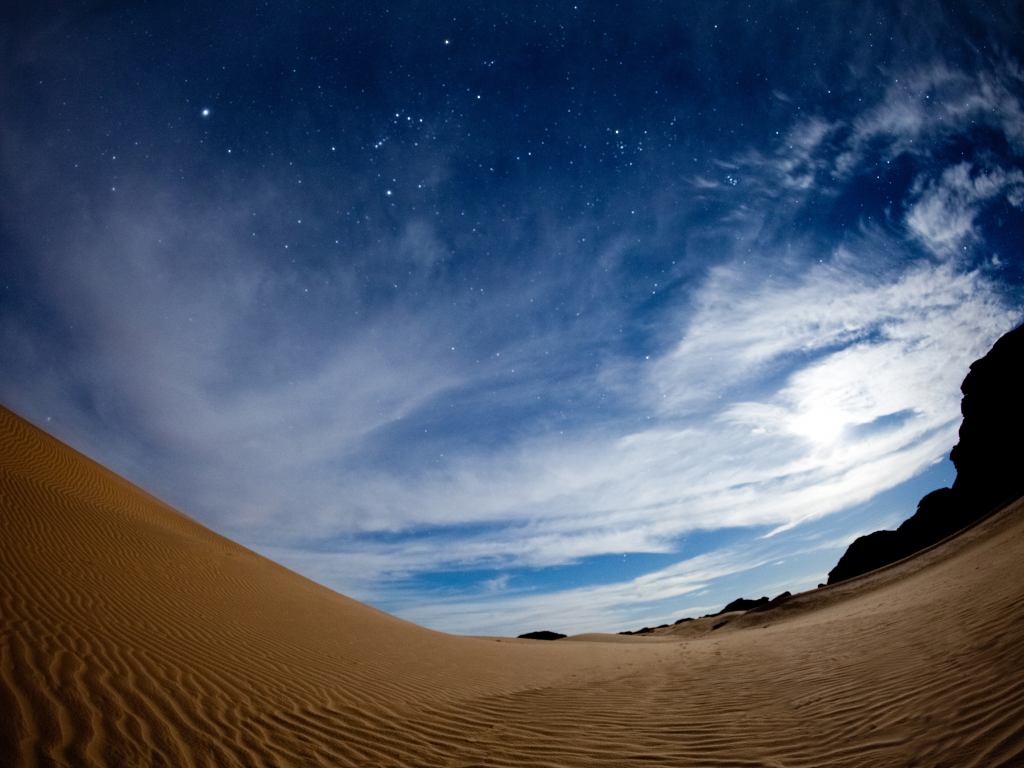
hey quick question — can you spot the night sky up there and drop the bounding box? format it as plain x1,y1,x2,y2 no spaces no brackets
2,1,1023,635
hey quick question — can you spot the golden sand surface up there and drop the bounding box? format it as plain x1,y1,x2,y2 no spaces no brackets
2,403,1023,767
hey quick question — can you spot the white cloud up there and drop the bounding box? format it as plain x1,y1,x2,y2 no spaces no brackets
774,117,835,190
313,542,764,636
361,525,855,636
239,248,1016,590
905,162,1024,256
836,63,1024,176
400,549,745,635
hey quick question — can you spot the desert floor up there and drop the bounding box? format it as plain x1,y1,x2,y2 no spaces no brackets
2,403,1023,767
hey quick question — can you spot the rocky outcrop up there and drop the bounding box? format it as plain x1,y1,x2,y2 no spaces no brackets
618,624,670,635
747,591,792,613
709,592,792,616
716,596,769,614
828,324,1024,585
948,324,1024,514
517,631,566,640
827,490,961,584
616,592,794,636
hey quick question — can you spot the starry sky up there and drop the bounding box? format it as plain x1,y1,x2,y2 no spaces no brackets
2,1,1024,636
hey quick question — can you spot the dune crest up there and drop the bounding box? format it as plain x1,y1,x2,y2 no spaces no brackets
3,403,1024,766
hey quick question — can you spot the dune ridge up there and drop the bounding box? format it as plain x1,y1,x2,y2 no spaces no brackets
3,402,1024,766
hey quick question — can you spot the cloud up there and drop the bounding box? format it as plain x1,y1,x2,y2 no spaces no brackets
243,245,1016,594
770,117,837,192
726,61,1024,214
260,538,772,635
905,162,1024,256
341,522,859,636
10,97,1011,598
835,61,1024,174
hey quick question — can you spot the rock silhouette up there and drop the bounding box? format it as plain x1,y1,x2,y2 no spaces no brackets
716,597,769,614
828,324,1024,585
949,324,1024,514
747,591,793,614
517,631,567,640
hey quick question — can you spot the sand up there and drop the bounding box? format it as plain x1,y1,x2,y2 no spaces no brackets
2,403,1023,767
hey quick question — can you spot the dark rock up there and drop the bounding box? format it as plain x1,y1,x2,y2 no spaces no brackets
517,631,566,640
896,487,973,550
712,621,728,630
827,529,906,585
949,325,1024,514
716,596,769,615
827,325,1024,585
674,617,694,625
747,591,794,614
621,620,683,634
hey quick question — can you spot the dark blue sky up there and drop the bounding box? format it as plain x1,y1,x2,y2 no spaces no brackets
2,0,1023,634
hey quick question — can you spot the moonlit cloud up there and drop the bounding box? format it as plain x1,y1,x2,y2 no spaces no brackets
252,250,1011,582
837,62,1024,175
328,524,869,636
906,163,1024,256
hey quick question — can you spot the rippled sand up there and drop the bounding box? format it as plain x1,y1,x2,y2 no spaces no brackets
2,404,1022,767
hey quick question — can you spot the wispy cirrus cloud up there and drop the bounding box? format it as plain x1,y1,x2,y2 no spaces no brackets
836,62,1024,174
244,243,1015,600
906,162,1024,256
273,519,879,636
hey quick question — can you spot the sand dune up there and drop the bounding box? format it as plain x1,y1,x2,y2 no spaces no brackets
2,403,1023,767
